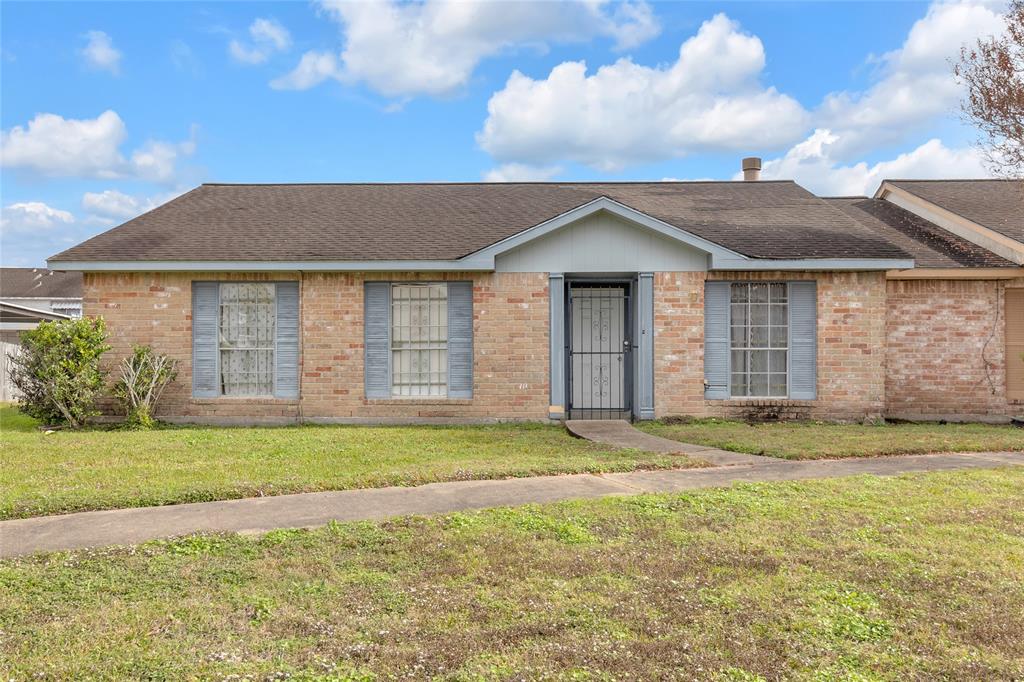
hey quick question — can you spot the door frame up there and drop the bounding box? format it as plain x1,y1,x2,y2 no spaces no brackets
564,276,636,420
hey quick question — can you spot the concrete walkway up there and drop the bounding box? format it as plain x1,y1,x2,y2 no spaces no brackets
565,419,768,466
2,446,1022,558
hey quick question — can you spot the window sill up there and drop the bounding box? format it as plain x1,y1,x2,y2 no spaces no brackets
190,396,299,405
364,398,473,406
711,398,815,406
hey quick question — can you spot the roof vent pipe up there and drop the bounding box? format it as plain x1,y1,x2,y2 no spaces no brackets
742,157,761,181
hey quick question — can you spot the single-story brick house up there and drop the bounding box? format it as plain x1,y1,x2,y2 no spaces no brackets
47,168,1024,424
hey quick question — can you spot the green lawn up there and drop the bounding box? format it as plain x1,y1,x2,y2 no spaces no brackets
639,418,1024,460
2,469,1022,679
0,406,695,520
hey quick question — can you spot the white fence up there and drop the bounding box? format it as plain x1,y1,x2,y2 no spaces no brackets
1,341,20,402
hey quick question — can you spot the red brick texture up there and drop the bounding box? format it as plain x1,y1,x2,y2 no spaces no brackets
84,270,1020,423
698,271,887,421
885,277,1024,420
84,271,549,421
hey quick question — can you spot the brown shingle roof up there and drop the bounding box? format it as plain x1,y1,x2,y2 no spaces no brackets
886,179,1024,243
0,268,83,298
49,182,912,263
825,198,1017,269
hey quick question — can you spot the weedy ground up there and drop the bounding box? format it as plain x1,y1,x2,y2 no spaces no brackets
2,468,1022,680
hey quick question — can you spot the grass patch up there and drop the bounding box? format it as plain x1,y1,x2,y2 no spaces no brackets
639,418,1024,460
2,469,1023,678
0,405,697,520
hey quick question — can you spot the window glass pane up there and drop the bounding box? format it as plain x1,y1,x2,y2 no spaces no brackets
219,283,275,396
770,304,787,326
731,350,747,372
730,326,747,347
770,326,787,348
730,304,748,326
770,350,787,372
391,283,448,397
728,282,788,398
750,326,769,347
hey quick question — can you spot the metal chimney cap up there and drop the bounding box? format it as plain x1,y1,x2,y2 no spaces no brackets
742,157,762,171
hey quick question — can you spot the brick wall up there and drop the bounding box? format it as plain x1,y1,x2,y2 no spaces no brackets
694,271,888,422
86,269,1017,424
885,277,1024,420
84,271,549,422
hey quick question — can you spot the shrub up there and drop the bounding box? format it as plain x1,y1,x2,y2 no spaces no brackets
9,317,110,428
112,345,178,429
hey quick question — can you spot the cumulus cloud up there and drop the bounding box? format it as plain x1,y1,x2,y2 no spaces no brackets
270,51,342,90
229,18,291,65
814,0,1005,159
275,0,661,97
482,163,562,182
0,202,74,235
756,128,988,196
477,14,809,171
81,189,158,219
0,111,196,183
80,30,121,74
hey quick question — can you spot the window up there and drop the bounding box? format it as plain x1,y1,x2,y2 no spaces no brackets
51,302,82,319
391,283,448,396
219,283,276,396
730,282,788,397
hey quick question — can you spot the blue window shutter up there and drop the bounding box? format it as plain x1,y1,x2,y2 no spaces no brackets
788,281,817,399
447,281,474,399
192,281,220,398
274,281,300,399
548,274,565,418
364,282,391,399
704,281,730,399
637,273,655,418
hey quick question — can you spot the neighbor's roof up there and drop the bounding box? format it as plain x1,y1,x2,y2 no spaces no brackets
0,268,83,299
49,182,912,263
885,179,1024,243
0,301,72,324
825,198,1018,269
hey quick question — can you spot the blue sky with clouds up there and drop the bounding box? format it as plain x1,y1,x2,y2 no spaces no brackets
0,0,1008,267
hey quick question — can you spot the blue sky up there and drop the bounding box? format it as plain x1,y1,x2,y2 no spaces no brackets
0,0,1007,267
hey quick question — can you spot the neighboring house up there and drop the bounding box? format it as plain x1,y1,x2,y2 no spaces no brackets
0,303,72,402
0,268,82,400
46,166,1024,424
0,268,84,329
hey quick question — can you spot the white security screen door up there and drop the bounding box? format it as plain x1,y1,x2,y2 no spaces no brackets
569,284,631,419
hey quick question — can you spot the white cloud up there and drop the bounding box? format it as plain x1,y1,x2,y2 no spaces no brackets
756,128,988,196
0,202,74,235
270,51,342,90
815,0,1005,159
81,190,156,219
80,30,121,74
276,0,661,97
0,111,196,183
229,17,291,65
477,14,809,171
482,163,562,182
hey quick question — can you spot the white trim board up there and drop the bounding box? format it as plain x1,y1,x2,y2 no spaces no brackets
876,183,1024,265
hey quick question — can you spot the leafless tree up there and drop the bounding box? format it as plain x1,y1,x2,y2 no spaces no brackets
955,0,1024,177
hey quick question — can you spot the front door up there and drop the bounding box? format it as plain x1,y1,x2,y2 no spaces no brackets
568,283,632,420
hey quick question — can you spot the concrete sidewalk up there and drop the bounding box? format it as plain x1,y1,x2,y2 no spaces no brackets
2,450,1021,558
